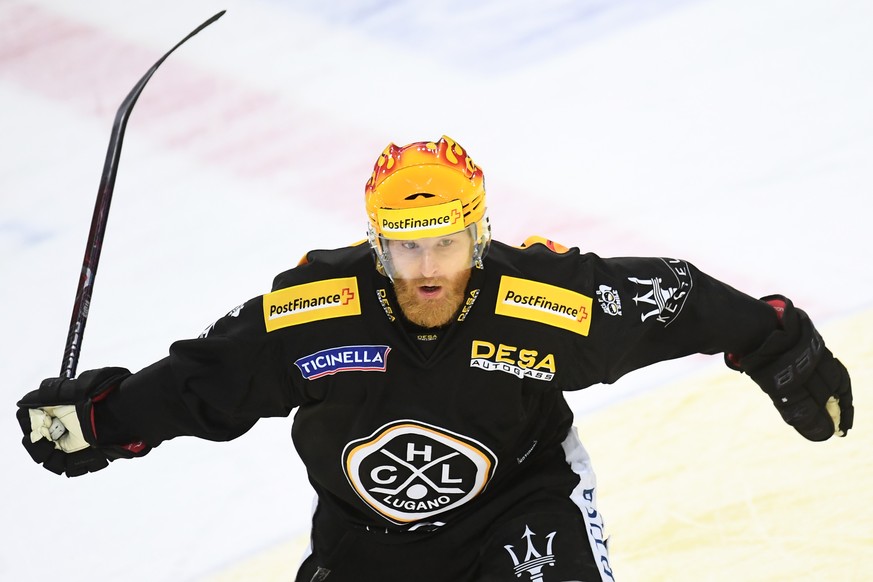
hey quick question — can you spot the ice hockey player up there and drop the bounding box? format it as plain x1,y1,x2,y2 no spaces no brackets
18,135,853,581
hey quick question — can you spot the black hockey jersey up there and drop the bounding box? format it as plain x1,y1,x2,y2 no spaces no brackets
97,238,776,530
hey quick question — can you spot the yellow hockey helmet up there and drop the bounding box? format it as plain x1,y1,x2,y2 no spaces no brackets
365,135,491,279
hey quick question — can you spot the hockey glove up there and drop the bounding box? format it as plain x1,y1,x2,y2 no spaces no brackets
727,295,853,441
16,367,150,477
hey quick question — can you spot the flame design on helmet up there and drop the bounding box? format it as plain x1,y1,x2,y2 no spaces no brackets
364,135,491,279
365,135,486,234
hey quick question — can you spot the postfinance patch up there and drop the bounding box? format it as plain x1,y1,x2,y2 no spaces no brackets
263,277,360,331
495,276,593,336
377,200,464,240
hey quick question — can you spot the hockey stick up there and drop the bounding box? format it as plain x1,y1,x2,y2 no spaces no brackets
59,10,225,379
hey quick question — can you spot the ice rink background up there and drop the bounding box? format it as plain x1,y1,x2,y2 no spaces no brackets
1,0,871,580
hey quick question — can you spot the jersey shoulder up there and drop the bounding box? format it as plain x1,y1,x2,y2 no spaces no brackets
271,241,373,292
517,235,573,254
488,237,591,273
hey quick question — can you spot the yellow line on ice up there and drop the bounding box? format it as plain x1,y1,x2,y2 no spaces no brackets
581,308,872,581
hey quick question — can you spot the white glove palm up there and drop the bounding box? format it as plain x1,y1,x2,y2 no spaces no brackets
28,406,90,453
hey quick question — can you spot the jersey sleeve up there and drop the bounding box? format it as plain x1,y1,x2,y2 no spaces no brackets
94,295,299,447
588,255,778,384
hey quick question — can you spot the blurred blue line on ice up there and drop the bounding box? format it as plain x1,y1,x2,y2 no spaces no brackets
266,0,705,73
0,220,54,248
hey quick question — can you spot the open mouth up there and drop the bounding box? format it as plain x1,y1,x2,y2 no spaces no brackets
418,285,443,298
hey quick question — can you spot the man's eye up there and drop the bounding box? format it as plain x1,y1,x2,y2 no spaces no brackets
439,239,453,247
402,242,417,250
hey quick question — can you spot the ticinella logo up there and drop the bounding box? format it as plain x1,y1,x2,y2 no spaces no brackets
295,345,390,380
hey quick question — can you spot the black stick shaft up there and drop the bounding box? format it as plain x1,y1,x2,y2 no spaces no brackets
60,11,225,378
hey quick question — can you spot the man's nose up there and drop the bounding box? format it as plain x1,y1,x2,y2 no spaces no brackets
419,250,439,278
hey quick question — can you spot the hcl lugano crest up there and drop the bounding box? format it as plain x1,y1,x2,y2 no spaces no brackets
343,420,497,524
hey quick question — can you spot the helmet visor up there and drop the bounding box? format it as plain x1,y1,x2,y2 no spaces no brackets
376,224,477,281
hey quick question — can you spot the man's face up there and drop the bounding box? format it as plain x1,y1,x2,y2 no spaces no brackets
387,230,474,328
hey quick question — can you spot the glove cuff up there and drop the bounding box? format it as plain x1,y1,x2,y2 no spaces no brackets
723,295,851,441
724,295,792,372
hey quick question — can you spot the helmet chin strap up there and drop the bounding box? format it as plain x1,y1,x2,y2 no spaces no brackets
473,215,492,267
367,223,393,281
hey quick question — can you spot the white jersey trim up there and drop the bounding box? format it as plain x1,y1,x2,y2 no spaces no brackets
561,427,616,581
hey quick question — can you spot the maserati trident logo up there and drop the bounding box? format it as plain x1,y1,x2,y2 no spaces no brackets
504,525,557,582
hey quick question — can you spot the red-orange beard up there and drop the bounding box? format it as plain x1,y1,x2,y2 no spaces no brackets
393,269,472,328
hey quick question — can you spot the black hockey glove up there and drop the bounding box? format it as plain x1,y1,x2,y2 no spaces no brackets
16,367,150,477
726,295,853,442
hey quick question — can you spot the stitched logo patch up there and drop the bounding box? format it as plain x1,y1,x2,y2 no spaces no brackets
344,421,497,524
263,277,360,331
494,276,592,336
295,345,390,380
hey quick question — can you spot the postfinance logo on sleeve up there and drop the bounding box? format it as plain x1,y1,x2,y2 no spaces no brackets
495,276,593,336
263,277,361,331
